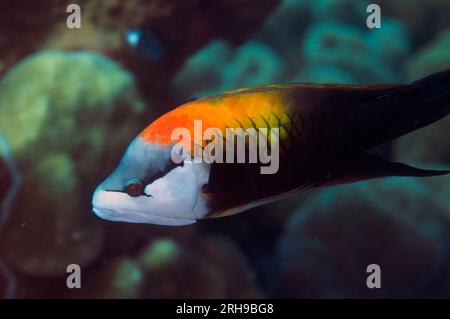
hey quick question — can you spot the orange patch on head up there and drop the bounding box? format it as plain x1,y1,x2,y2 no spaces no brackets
140,101,217,145
139,90,288,146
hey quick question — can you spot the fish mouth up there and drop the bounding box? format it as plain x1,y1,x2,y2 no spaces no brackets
91,161,204,226
92,206,196,226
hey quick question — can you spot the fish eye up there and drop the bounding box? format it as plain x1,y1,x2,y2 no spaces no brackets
124,178,145,197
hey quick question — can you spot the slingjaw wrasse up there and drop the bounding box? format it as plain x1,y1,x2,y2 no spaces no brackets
92,69,450,225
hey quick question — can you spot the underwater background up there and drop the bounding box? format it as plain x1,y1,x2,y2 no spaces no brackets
0,0,449,298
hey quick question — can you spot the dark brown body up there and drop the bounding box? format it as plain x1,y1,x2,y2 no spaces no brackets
204,70,450,216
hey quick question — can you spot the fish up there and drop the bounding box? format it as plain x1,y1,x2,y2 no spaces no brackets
92,69,450,226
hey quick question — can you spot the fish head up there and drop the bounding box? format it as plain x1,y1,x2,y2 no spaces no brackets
92,137,210,225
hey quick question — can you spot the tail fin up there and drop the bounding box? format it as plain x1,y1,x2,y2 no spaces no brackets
351,68,450,149
409,68,450,127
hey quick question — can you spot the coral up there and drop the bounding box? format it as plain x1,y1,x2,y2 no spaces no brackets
256,0,371,64
292,65,356,84
173,40,284,98
196,236,263,298
378,0,450,45
172,40,232,97
0,157,8,203
68,236,261,299
407,29,450,81
102,220,195,258
138,237,263,298
138,238,180,270
276,178,450,298
0,0,279,115
78,258,145,299
222,41,284,90
367,19,410,68
393,118,450,166
174,1,413,92
377,0,431,42
0,50,146,276
300,21,402,84
307,0,369,25
119,0,280,105
421,170,450,212
0,135,21,227
254,0,312,65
